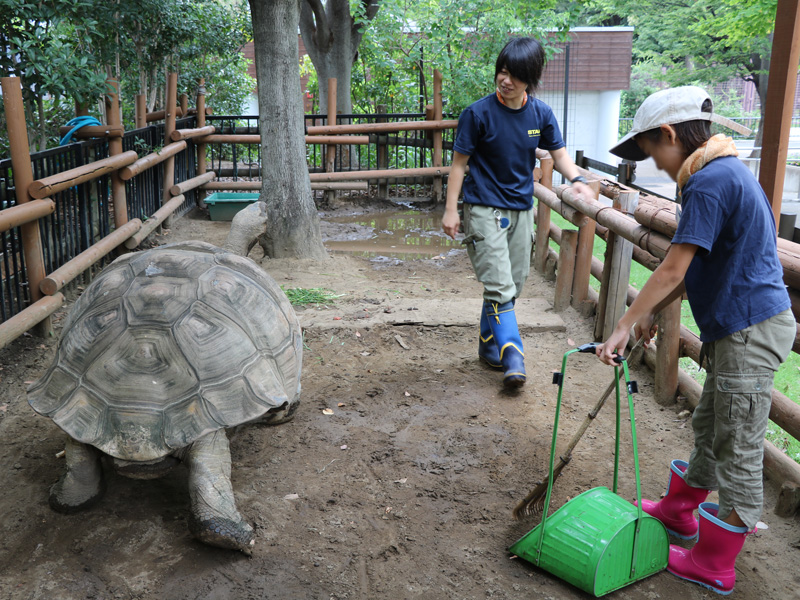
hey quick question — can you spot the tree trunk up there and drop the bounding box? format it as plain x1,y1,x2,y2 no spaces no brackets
249,0,328,260
300,0,357,115
299,0,379,169
748,38,771,160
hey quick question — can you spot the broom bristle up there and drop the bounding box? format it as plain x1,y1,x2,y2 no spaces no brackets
512,460,568,520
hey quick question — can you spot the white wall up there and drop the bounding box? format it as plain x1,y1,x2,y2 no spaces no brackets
244,93,259,116
537,89,622,168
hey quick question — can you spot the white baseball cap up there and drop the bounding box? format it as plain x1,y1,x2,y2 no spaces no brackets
610,86,752,161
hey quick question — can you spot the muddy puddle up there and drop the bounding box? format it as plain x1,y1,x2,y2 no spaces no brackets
322,209,464,260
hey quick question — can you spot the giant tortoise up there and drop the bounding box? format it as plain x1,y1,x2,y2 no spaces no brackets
27,202,302,554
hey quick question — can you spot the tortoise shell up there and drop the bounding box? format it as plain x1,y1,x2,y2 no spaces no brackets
28,241,302,461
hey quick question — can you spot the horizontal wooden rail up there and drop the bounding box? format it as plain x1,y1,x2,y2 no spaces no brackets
312,182,368,191
125,196,186,249
202,180,369,191
146,105,184,123
0,293,65,350
169,172,216,196
198,134,258,144
57,125,124,139
169,125,216,142
306,119,458,135
559,186,672,259
39,219,142,295
305,135,370,145
120,141,187,180
309,166,451,182
204,180,260,190
534,183,589,227
196,134,372,145
0,199,55,233
28,151,138,199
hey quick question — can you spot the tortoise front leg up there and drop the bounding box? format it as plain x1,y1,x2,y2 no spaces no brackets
50,436,105,513
181,430,255,554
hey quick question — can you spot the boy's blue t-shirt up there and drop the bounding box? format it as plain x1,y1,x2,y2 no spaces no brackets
453,93,565,211
672,155,790,342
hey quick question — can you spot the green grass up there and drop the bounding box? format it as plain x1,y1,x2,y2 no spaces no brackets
544,203,800,462
281,287,340,306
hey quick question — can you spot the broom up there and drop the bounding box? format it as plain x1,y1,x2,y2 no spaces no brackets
512,337,646,520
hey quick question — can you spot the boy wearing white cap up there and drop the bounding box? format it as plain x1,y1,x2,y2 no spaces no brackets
597,86,796,595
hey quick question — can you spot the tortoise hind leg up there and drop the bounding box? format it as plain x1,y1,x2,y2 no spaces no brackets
50,437,105,513
182,430,255,554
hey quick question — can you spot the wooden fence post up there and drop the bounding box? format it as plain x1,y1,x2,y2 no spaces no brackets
433,69,443,203
105,77,128,229
135,94,146,129
596,190,639,341
554,229,578,311
325,78,337,206
1,77,52,337
655,297,682,405
533,154,555,273
377,104,388,199
534,196,552,274
571,180,600,315
162,72,178,229
195,78,208,208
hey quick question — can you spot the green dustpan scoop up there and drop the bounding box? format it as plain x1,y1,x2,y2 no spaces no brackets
509,344,669,597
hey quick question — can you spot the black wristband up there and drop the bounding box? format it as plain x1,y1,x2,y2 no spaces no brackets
570,175,588,185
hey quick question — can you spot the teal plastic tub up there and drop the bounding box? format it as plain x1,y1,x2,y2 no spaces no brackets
204,192,261,221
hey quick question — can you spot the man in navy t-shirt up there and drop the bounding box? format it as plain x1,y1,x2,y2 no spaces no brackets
442,37,594,390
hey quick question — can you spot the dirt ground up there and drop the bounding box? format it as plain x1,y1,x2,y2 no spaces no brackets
1,202,799,600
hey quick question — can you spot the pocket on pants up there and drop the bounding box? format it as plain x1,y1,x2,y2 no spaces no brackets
715,374,772,423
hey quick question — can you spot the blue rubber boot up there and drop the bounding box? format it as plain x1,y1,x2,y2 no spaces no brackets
479,304,502,369
486,301,526,389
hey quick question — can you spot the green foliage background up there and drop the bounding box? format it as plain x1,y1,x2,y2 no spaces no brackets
0,0,254,155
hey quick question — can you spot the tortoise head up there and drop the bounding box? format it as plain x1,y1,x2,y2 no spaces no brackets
222,200,268,256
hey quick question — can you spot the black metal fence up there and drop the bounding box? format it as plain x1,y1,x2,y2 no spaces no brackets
0,117,197,324
205,113,457,197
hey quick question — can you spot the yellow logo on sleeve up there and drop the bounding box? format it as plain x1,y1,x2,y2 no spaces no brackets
528,129,540,137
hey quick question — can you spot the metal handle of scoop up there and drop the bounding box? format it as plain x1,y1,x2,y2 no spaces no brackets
537,343,646,578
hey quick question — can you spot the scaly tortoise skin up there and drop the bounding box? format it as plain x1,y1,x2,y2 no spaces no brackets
28,209,302,554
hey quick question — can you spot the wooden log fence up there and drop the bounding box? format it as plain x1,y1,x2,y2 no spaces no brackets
170,125,216,142
198,134,371,145
202,180,368,191
0,294,65,349
169,172,216,197
56,125,124,139
28,151,138,199
0,199,55,233
120,141,187,180
39,219,143,296
125,196,186,249
306,119,458,136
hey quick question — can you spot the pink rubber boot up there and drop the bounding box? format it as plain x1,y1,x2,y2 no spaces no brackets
667,502,749,595
635,459,710,539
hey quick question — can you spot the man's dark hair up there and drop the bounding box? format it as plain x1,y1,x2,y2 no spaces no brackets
637,99,713,156
495,37,546,93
